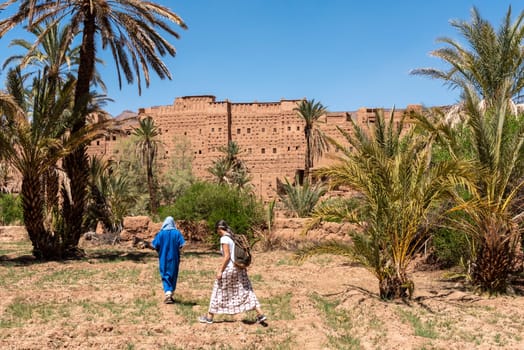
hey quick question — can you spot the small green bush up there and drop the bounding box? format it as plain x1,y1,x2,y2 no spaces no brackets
159,181,264,239
0,193,23,225
431,227,470,268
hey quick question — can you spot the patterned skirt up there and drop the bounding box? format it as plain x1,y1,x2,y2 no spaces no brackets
208,264,260,314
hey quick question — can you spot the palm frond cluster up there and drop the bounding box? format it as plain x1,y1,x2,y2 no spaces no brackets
0,0,186,259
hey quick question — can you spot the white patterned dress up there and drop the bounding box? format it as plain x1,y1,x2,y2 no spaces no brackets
208,236,260,314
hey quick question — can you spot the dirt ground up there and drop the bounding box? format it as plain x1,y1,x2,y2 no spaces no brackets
1,226,524,350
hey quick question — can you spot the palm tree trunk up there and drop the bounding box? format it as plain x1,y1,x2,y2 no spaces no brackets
44,167,59,219
22,171,60,259
471,226,518,293
61,12,96,255
379,273,412,300
147,168,158,214
304,127,312,181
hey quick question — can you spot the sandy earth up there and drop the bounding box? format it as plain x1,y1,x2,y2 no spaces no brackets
1,226,524,350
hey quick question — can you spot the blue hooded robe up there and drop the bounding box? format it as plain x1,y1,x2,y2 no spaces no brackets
152,217,186,294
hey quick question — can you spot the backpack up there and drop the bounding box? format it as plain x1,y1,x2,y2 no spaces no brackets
226,233,252,268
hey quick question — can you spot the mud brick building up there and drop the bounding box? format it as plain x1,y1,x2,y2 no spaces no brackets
88,95,422,200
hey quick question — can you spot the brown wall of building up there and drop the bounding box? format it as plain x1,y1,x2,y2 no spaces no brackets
88,96,419,201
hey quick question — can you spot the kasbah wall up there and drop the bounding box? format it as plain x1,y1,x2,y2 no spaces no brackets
87,95,423,201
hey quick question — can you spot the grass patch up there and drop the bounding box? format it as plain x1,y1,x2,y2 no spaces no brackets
397,308,438,339
275,258,300,266
103,267,141,283
263,292,294,321
0,297,72,328
179,269,215,290
0,266,37,287
250,273,263,282
39,268,99,285
0,240,33,256
173,295,209,324
310,292,360,349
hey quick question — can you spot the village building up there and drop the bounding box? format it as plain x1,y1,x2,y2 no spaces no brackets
87,95,423,201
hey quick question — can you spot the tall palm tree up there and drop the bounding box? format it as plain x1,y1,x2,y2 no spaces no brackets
411,6,524,113
412,5,524,293
417,94,524,293
0,69,110,259
2,21,106,92
132,116,160,215
0,0,187,251
297,110,474,299
3,20,105,232
294,99,329,180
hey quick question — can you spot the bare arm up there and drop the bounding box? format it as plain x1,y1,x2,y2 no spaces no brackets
216,243,230,280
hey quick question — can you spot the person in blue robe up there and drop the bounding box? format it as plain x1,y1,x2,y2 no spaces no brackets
151,216,186,304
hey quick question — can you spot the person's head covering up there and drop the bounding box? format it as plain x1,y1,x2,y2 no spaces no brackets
161,216,177,231
215,219,232,234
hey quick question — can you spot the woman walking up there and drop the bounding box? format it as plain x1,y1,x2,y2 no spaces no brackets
198,220,266,324
151,216,186,304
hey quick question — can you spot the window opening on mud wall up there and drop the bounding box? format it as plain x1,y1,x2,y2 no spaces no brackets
96,140,100,146
112,136,116,141
297,126,300,131
247,128,251,133
211,127,215,132
346,113,352,122
287,126,291,131
237,128,241,134
261,148,265,154
272,148,277,154
273,128,277,133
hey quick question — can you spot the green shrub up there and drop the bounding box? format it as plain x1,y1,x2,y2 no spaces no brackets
159,181,264,239
431,227,470,268
0,193,23,225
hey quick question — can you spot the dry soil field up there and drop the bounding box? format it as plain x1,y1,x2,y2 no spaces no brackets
1,226,524,350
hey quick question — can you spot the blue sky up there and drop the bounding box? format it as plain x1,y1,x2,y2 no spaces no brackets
0,0,521,116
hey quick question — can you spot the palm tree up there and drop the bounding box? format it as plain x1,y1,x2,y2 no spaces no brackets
2,21,106,92
294,99,329,181
417,95,524,293
412,5,524,293
3,20,105,233
208,141,251,189
132,116,161,215
0,69,110,259
411,6,524,113
0,0,187,251
297,110,474,299
277,175,326,218
86,156,134,233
